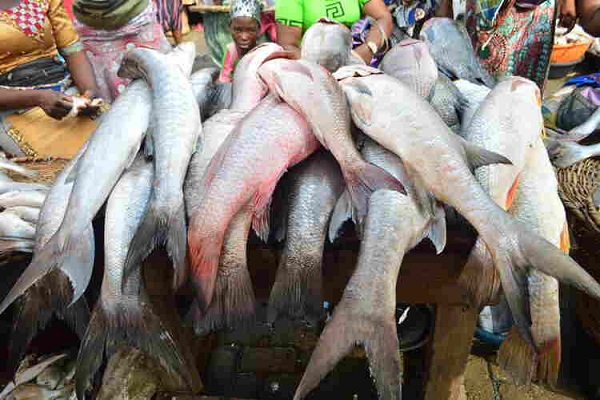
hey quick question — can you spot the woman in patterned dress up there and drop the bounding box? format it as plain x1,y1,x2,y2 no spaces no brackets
0,0,100,157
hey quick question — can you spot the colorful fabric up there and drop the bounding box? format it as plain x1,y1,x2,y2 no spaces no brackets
276,0,371,32
565,72,600,88
73,0,149,30
74,1,171,102
0,0,81,74
230,0,262,21
466,0,557,90
392,0,438,29
155,0,184,32
219,42,239,82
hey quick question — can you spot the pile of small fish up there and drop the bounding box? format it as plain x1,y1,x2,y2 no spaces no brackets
1,16,600,400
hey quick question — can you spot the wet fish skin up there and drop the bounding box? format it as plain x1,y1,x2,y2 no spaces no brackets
76,155,202,399
568,105,600,140
190,67,220,119
338,70,600,345
6,206,40,224
268,150,345,326
380,38,438,99
119,44,200,289
498,138,567,386
0,239,34,254
0,182,48,195
301,19,351,72
454,79,491,135
544,138,600,168
429,74,465,133
420,17,495,87
187,95,320,312
0,211,35,239
0,155,37,178
258,58,405,227
295,189,429,400
0,190,45,208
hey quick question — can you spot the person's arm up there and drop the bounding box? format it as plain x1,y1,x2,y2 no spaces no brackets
0,88,73,119
435,0,454,18
354,0,393,64
64,51,98,97
275,0,303,58
578,0,600,36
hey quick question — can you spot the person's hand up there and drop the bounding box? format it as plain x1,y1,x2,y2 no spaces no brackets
37,90,73,120
559,0,578,32
78,90,103,116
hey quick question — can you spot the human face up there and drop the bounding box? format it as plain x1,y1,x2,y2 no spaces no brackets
231,16,259,54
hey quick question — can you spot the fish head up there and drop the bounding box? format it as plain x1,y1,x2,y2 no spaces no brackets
257,58,316,107
340,78,375,128
117,48,148,81
301,19,352,72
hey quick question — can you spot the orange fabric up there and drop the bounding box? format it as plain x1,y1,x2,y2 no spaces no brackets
0,0,79,75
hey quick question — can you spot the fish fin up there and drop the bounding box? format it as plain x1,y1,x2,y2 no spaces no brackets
427,202,447,254
294,301,401,400
61,225,95,306
188,227,225,312
251,173,283,242
560,222,571,252
260,50,300,64
344,162,406,231
268,250,323,326
328,189,354,242
143,132,155,159
76,296,202,399
341,80,374,127
269,174,289,243
462,140,512,170
124,199,188,290
497,327,537,385
504,174,521,210
6,268,89,376
535,337,561,387
194,262,256,335
457,238,501,308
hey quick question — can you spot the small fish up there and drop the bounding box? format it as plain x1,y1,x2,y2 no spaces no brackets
187,94,319,313
5,206,40,224
301,18,352,72
338,68,600,346
0,191,45,208
0,239,34,255
380,38,438,99
429,74,466,133
544,138,600,168
0,155,37,178
419,17,496,87
0,182,48,195
0,353,66,399
119,43,200,289
268,150,345,326
258,58,405,227
0,211,36,239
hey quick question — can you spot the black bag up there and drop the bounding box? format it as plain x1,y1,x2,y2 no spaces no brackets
557,87,598,131
0,57,67,88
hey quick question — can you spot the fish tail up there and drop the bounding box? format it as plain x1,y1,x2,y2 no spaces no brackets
166,200,188,289
344,162,406,229
7,268,89,375
294,300,401,400
497,326,537,385
188,227,225,312
268,251,323,326
194,262,255,335
76,296,202,399
535,337,561,387
457,239,501,308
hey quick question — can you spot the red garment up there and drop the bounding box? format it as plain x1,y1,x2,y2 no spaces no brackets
63,0,75,22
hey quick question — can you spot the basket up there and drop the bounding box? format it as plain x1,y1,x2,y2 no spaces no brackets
550,39,593,64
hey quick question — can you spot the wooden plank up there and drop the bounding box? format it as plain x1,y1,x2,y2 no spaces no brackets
423,305,479,400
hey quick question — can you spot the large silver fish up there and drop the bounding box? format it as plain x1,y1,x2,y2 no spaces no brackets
258,59,404,226
268,150,345,326
419,17,496,87
118,43,199,289
498,138,568,387
380,38,438,99
337,69,600,344
187,95,320,313
75,155,202,399
454,79,491,135
545,138,600,168
0,191,45,208
301,18,352,72
0,144,92,375
429,74,465,133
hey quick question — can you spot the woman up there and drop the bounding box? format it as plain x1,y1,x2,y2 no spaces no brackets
275,0,394,65
0,0,100,158
437,0,575,91
72,0,172,102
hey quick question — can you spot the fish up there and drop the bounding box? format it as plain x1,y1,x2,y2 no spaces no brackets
76,155,202,399
0,182,48,195
0,190,45,208
0,239,34,255
0,353,67,399
300,18,352,73
118,43,200,289
0,144,92,375
337,69,600,345
419,17,496,87
453,79,491,134
0,211,35,239
295,187,432,400
5,206,40,224
205,81,233,118
268,150,345,326
567,105,600,141
457,77,543,307
544,138,600,168
429,74,466,133
380,38,438,99
0,155,37,178
187,94,320,313
258,58,405,227
497,138,568,387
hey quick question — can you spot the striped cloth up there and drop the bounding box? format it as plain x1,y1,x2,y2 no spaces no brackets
155,0,184,32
